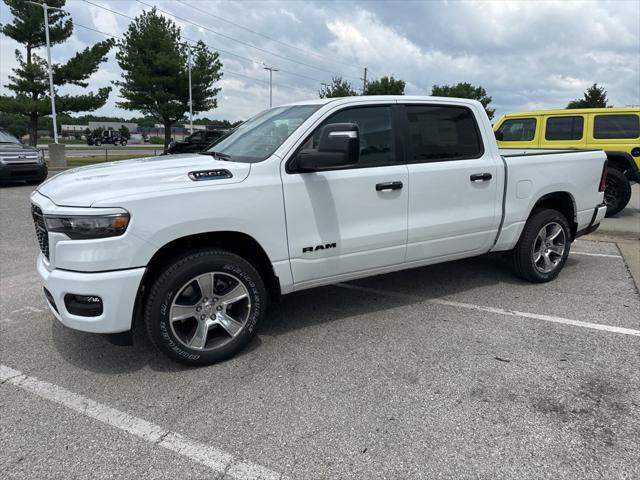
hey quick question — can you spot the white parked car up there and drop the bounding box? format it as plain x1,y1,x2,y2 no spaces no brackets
31,96,607,365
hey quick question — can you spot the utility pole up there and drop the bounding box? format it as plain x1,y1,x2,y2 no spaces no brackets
27,1,62,143
263,65,279,108
361,67,368,95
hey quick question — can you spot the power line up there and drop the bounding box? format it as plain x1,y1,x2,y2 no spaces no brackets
82,0,327,85
135,0,362,82
174,0,363,74
70,20,317,96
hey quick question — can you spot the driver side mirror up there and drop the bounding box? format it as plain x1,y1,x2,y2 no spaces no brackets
296,123,359,171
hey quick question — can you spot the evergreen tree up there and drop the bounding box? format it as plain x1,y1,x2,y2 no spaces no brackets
318,76,357,98
0,0,113,145
567,83,609,109
115,8,223,148
431,82,495,119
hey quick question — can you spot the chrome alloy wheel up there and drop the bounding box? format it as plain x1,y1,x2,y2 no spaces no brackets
532,222,566,274
169,272,251,351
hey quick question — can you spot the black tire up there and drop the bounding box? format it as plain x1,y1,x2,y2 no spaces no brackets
121,140,127,146
94,140,101,146
144,249,267,366
508,208,571,283
604,168,632,217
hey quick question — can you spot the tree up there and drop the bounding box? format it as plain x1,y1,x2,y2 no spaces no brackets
118,125,131,140
364,76,405,95
0,0,114,145
431,82,495,120
115,8,223,148
319,76,356,98
567,83,608,109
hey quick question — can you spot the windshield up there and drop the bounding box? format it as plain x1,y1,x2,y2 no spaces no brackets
0,129,21,144
203,104,321,163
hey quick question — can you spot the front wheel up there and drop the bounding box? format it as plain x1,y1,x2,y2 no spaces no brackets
144,250,267,365
120,140,127,146
94,140,101,146
604,168,631,217
509,208,571,283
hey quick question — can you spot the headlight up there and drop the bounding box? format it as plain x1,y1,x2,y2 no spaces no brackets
44,213,130,239
37,150,45,163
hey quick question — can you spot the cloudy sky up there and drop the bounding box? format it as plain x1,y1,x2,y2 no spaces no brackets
1,0,639,122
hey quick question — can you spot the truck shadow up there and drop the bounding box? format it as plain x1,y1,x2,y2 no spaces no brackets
51,252,534,374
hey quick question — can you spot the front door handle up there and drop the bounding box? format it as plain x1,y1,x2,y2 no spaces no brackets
376,181,403,191
470,173,492,182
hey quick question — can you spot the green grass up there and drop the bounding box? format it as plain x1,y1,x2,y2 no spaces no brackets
65,154,150,167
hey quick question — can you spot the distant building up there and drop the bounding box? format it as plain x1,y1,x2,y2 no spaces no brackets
88,121,138,133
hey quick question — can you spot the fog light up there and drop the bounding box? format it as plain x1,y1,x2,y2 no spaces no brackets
64,294,103,317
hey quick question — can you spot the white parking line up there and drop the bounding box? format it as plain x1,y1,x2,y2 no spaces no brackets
571,251,622,259
335,284,640,337
0,365,284,480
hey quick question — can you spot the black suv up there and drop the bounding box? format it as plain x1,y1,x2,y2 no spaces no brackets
166,129,226,154
0,129,48,185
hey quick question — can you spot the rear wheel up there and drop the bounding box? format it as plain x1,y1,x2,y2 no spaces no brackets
509,208,571,283
94,139,101,146
144,250,267,365
120,140,127,146
604,168,631,217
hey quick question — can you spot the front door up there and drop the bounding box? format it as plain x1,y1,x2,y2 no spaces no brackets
281,105,409,286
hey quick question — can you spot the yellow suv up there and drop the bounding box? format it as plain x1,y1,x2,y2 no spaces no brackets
494,107,640,216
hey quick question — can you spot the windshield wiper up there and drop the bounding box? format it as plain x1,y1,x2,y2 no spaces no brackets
199,151,231,160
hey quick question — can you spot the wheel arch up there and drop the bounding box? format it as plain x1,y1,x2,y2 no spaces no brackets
131,231,281,331
606,151,640,182
530,191,577,239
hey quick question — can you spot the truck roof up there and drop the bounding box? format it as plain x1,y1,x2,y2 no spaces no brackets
282,95,484,108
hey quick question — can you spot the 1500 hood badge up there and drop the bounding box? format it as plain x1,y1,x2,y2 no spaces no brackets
188,169,233,181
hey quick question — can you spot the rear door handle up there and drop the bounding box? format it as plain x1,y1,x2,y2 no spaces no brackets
470,173,492,182
376,181,403,191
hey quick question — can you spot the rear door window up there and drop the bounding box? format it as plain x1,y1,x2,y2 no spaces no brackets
593,114,640,139
545,116,584,141
497,118,536,141
404,105,483,162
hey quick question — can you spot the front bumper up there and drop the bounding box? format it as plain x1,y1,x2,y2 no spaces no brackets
37,254,145,333
0,162,47,182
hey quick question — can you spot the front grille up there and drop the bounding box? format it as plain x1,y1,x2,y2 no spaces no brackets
31,204,49,259
2,152,39,164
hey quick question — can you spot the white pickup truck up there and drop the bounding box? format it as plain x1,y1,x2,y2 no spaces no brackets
31,96,607,365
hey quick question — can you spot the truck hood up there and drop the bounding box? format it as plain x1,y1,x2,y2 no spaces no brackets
37,154,251,207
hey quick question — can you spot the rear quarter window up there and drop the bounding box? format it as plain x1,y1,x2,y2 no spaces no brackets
593,114,640,139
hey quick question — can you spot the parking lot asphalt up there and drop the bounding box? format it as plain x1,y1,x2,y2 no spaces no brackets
1,182,639,480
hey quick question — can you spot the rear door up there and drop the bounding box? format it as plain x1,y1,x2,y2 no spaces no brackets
541,114,587,149
401,103,503,262
281,104,409,286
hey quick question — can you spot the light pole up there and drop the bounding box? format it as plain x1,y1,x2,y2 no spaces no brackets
27,1,62,143
187,47,193,135
180,42,194,135
262,65,278,108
